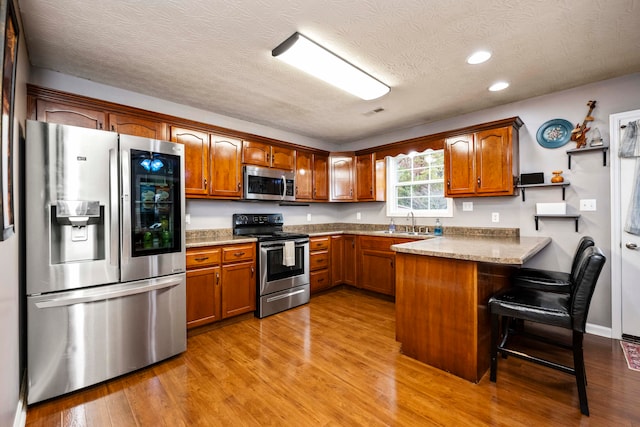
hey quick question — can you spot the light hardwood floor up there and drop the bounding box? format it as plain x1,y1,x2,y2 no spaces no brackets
26,287,640,426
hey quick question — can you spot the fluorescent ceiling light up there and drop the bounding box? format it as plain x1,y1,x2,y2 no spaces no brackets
272,32,390,101
489,81,509,91
467,50,491,65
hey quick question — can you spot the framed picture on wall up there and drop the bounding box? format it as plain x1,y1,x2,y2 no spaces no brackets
0,0,18,241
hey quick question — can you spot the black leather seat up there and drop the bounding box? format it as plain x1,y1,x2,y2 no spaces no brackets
511,235,594,293
489,246,606,416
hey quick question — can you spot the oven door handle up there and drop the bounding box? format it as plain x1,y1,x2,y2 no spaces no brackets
260,240,309,249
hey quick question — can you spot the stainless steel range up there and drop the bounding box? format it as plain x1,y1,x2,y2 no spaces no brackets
233,214,309,318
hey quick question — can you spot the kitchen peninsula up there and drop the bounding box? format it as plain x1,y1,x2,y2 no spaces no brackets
391,235,551,383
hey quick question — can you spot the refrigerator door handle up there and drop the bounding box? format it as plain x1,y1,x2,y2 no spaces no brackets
109,148,119,268
34,276,184,308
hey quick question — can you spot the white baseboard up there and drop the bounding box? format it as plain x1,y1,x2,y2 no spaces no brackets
586,322,612,338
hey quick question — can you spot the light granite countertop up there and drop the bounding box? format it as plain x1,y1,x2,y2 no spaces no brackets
390,235,552,265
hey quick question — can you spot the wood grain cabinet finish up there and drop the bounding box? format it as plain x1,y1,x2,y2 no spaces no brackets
342,235,357,285
108,113,167,140
330,235,344,286
243,140,295,170
170,127,209,196
330,155,355,201
170,126,243,199
357,236,406,296
444,119,522,198
186,243,256,328
209,135,242,198
310,236,331,293
356,153,376,201
296,151,329,201
35,99,106,130
186,247,222,329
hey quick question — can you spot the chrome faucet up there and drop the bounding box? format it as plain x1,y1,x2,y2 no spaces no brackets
407,211,416,233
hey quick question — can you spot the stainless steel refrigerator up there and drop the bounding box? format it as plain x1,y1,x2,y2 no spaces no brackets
25,120,186,404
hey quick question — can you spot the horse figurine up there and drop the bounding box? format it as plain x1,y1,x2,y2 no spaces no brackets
571,100,596,148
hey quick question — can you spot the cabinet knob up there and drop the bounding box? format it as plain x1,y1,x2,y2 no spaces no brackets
237,182,241,190
447,180,450,188
204,178,207,188
477,177,481,187
216,272,220,284
251,266,255,277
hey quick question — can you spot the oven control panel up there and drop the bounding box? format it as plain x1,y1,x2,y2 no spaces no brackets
233,213,283,226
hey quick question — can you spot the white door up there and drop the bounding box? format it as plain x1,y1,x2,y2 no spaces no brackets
611,110,640,339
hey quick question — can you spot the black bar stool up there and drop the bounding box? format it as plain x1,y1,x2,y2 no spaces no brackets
489,246,606,416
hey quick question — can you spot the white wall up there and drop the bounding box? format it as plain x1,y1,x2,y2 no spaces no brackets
29,68,640,331
1,1,28,424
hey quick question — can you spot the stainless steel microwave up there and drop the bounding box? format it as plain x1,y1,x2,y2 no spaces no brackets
243,165,295,201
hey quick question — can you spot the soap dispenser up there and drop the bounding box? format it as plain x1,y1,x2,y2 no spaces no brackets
388,219,396,233
434,218,443,236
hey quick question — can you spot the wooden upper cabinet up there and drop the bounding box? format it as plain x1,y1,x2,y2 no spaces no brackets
444,122,520,197
170,126,209,197
210,135,242,198
243,140,270,167
356,153,375,201
330,155,355,201
271,145,295,170
375,158,386,201
313,154,329,200
444,134,475,196
475,127,513,195
108,113,166,139
243,140,294,170
36,99,106,130
295,151,313,200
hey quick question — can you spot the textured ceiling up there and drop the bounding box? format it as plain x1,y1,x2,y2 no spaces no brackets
16,0,640,144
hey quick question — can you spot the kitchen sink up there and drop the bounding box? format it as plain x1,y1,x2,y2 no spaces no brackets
375,230,434,237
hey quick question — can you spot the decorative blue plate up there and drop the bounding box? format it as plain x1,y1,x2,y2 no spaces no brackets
536,119,574,148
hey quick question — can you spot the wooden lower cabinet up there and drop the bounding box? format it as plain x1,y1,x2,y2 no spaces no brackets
357,236,410,296
342,235,357,285
330,235,344,286
186,243,256,329
310,236,331,294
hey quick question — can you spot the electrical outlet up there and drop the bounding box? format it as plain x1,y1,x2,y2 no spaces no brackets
185,213,191,224
307,213,312,222
356,212,362,220
462,202,473,211
491,212,500,223
580,199,597,211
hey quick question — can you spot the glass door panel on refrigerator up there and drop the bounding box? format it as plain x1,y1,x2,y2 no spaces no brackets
120,135,186,282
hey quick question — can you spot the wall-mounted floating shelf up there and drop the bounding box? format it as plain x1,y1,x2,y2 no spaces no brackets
516,181,571,202
534,213,581,232
566,145,608,169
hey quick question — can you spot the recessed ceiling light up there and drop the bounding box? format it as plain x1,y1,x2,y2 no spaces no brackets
489,81,509,91
466,51,491,65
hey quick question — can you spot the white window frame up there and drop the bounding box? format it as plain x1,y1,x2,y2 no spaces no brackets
385,149,453,218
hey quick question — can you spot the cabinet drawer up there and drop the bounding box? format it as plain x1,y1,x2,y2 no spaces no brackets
310,269,331,292
222,244,255,263
310,250,329,271
186,248,221,269
310,236,330,251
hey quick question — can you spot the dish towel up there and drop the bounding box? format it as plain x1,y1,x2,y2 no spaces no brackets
283,241,296,267
620,120,640,235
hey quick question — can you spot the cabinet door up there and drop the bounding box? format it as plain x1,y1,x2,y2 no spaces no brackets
242,140,270,167
330,156,355,201
170,126,209,197
108,113,166,139
375,158,386,201
331,235,344,285
359,249,395,296
210,135,243,198
221,260,256,318
36,99,106,130
444,134,475,196
295,151,313,200
475,127,513,195
343,235,357,285
313,154,329,200
356,153,375,201
271,146,295,170
186,266,221,329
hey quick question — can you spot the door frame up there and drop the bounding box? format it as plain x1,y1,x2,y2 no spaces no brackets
609,109,640,339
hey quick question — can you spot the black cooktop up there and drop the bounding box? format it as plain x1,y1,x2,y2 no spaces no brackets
232,214,308,241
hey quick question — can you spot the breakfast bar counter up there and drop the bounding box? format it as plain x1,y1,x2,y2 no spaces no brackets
391,235,551,383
